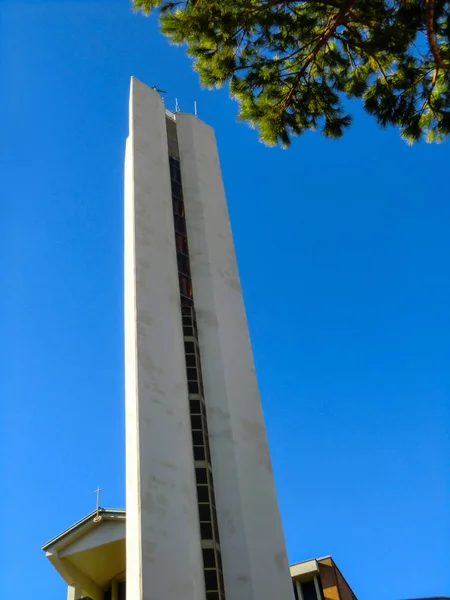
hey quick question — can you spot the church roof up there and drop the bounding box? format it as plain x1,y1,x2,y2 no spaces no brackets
41,508,125,551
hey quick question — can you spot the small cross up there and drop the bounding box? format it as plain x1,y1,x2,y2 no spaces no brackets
94,485,103,512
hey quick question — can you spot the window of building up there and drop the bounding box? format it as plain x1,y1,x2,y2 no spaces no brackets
118,582,126,600
194,445,206,461
169,153,225,600
200,521,213,540
197,484,209,502
175,233,188,255
192,430,204,446
183,325,194,337
301,579,319,600
174,213,186,235
178,253,190,277
203,548,216,569
199,503,212,522
195,468,208,484
184,341,195,355
190,399,201,414
185,353,196,367
204,569,219,591
103,582,125,600
188,380,200,395
187,367,198,381
182,313,193,325
191,414,202,430
169,158,181,183
179,273,192,299
171,180,182,198
172,196,184,216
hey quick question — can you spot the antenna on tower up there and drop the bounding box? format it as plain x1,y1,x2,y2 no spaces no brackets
175,98,180,112
194,101,198,117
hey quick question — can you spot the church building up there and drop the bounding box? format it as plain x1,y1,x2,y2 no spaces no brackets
42,78,357,600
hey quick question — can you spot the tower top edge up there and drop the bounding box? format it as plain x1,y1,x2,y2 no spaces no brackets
129,76,212,129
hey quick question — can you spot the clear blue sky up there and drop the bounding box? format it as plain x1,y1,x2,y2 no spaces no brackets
1,1,449,599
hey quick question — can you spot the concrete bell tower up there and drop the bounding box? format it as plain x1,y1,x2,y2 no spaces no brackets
124,77,294,600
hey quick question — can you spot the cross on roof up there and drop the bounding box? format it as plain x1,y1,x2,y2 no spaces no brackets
94,485,103,512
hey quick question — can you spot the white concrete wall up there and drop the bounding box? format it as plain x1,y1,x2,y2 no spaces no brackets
176,113,294,600
124,78,205,600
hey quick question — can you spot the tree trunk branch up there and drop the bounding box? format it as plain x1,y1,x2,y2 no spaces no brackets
426,0,447,70
281,0,358,109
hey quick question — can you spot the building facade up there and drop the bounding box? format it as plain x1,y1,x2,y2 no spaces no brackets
123,76,294,600
42,77,294,600
42,511,360,600
290,557,358,600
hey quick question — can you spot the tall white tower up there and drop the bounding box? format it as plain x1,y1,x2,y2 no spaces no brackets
124,77,293,600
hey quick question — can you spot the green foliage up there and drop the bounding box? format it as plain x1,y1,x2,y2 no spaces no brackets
133,0,450,146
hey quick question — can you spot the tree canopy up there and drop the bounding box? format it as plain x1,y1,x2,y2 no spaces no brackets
133,0,450,146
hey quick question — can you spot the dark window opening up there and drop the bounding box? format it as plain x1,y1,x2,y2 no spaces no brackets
202,548,217,569
173,213,186,235
301,580,318,600
196,485,209,503
179,273,192,299
169,151,225,599
194,446,206,461
172,197,184,216
192,430,204,446
195,468,208,484
178,253,190,277
187,367,198,381
171,180,182,198
191,414,202,430
118,583,126,600
176,234,188,255
183,316,193,328
184,341,195,354
204,569,219,591
200,521,213,540
199,503,212,522
181,296,194,307
190,399,201,414
185,353,196,367
188,381,200,394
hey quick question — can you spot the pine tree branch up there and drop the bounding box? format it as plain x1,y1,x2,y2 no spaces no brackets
425,0,448,70
280,0,358,110
371,54,389,84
